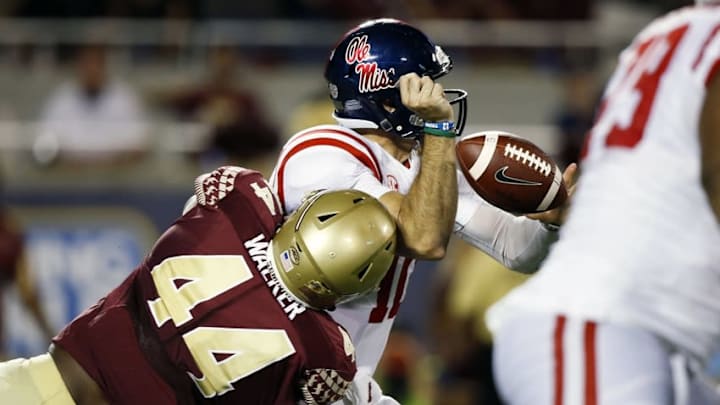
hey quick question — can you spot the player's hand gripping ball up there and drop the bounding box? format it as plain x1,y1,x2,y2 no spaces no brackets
456,131,567,214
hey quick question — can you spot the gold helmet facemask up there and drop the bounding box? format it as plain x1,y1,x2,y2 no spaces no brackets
271,189,397,310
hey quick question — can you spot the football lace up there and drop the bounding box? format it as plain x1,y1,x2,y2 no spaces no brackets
503,143,552,177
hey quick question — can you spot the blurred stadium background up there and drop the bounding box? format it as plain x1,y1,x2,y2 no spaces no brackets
0,1,706,404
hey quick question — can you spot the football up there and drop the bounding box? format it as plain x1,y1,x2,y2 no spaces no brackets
456,131,567,214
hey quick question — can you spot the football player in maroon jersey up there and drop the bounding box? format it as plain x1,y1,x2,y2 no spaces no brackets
0,166,397,405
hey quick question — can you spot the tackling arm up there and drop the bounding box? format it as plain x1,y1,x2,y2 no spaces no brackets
700,68,720,223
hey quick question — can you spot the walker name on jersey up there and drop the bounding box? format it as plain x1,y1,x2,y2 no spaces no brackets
245,233,307,320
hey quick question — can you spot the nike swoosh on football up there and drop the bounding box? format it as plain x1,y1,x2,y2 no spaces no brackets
494,166,543,186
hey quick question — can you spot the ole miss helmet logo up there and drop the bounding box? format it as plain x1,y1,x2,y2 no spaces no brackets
345,35,395,93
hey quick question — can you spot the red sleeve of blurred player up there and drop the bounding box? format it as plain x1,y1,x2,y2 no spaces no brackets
0,213,23,282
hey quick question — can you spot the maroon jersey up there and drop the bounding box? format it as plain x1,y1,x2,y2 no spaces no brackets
54,167,356,404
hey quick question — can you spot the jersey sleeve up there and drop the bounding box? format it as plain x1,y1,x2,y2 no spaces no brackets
454,171,558,274
455,169,485,228
272,141,390,214
693,22,720,87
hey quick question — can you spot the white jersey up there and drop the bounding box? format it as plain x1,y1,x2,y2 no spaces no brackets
488,5,720,361
270,124,551,372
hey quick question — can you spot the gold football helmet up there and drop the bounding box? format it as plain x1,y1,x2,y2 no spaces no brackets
271,189,397,310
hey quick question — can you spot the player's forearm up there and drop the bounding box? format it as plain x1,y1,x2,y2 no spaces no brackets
456,204,558,273
396,135,457,259
499,219,558,274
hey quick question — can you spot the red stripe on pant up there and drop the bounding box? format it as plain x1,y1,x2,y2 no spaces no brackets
553,316,598,405
553,315,567,405
584,321,598,405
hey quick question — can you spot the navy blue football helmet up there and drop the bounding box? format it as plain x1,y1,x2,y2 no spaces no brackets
324,18,467,139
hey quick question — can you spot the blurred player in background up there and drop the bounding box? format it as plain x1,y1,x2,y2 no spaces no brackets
488,2,720,404
270,18,576,403
0,166,398,404
155,45,281,168
0,174,54,358
0,210,54,359
36,44,149,166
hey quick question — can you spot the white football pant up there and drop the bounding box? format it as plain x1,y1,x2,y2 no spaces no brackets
493,313,720,405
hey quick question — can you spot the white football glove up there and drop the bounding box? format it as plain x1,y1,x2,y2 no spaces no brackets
339,367,401,405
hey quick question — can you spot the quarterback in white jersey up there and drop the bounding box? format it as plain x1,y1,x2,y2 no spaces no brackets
269,19,573,402
488,3,720,404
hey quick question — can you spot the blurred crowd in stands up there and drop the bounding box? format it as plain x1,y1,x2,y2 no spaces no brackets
12,42,281,170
